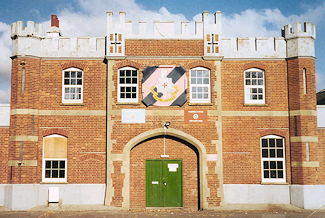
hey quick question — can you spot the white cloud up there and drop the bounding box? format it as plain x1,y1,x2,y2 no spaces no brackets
0,88,10,104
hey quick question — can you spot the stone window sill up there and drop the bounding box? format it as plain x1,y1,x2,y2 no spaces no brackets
244,104,268,107
189,103,213,106
40,182,68,184
116,102,141,105
261,182,289,185
60,103,84,106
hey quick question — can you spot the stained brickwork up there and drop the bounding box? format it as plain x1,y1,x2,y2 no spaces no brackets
0,127,9,184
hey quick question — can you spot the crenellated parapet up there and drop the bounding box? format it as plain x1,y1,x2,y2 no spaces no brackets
221,37,286,59
11,21,45,38
282,22,316,58
11,20,105,58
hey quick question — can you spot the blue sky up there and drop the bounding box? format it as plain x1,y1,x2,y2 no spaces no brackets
0,0,325,103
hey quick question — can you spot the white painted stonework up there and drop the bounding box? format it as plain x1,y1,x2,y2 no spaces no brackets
0,104,10,127
0,184,105,210
291,185,325,209
223,184,290,204
317,105,325,127
11,11,315,59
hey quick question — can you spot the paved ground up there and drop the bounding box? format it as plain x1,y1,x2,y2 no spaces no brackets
1,204,325,218
1,210,325,218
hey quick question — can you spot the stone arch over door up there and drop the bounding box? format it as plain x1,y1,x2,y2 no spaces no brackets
121,128,209,210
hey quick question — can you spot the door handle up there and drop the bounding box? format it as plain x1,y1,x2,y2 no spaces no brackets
163,182,166,186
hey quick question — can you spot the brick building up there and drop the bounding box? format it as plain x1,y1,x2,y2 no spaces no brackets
0,11,323,210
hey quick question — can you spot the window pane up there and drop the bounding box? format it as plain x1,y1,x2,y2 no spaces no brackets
45,170,51,178
71,88,75,93
204,94,208,99
258,95,263,100
270,149,275,157
203,78,209,84
192,87,196,92
252,88,257,93
126,78,131,84
121,87,125,92
245,72,250,78
204,87,208,92
52,161,58,168
191,78,196,84
60,161,65,169
126,87,131,92
71,72,76,78
132,93,136,98
198,93,203,99
132,87,136,92
270,161,276,169
197,71,202,77
120,70,125,76
65,72,70,78
262,139,268,147
277,149,283,158
269,139,275,147
262,149,268,157
126,93,131,98
246,80,251,85
71,79,76,85
278,170,283,178
77,79,82,85
263,161,269,169
252,72,257,78
64,79,70,85
197,78,202,84
52,170,58,178
59,170,65,178
258,72,263,78
76,94,81,100
77,71,82,78
65,94,69,99
192,93,196,99
258,79,263,85
203,71,209,77
271,170,276,178
252,79,257,85
121,93,125,98
126,70,131,76
46,161,51,168
77,88,81,93
120,78,125,84
252,94,257,99
264,171,269,178
132,70,137,76
198,87,202,92
132,78,137,84
258,88,263,93
191,71,196,77
276,139,283,147
277,161,283,169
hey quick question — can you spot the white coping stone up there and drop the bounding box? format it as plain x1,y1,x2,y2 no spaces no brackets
317,105,325,127
223,184,290,204
0,104,10,127
0,184,105,210
291,185,325,209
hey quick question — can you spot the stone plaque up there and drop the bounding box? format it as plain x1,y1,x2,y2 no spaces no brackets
122,109,145,123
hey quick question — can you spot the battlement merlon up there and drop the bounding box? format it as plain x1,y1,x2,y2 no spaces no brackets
11,21,45,38
282,22,316,40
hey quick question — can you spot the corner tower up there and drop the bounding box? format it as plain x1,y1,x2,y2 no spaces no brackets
284,22,318,208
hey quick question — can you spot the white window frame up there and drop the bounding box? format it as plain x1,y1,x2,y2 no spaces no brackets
189,67,211,103
42,134,67,183
261,135,286,183
244,68,265,104
118,67,139,103
62,67,83,103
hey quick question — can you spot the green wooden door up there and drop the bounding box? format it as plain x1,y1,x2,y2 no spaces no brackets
146,160,183,207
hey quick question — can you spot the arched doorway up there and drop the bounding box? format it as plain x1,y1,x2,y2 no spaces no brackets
121,128,208,210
